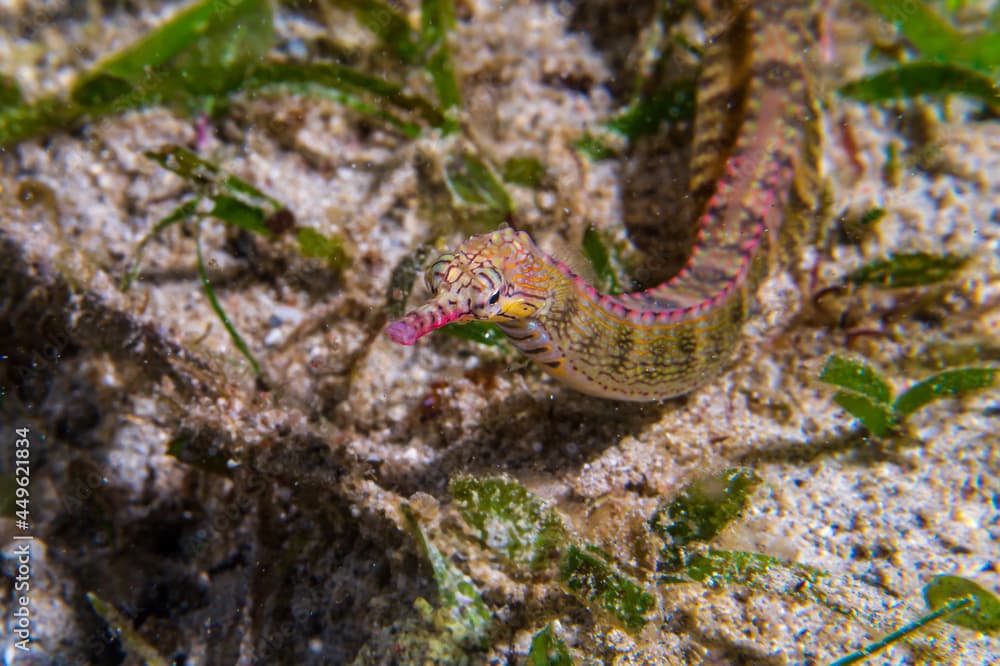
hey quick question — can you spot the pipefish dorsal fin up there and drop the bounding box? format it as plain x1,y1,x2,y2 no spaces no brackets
546,234,601,286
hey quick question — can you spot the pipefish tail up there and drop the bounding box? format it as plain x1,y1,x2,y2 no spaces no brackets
387,0,820,402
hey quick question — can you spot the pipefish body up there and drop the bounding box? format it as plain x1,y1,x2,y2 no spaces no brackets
387,0,821,402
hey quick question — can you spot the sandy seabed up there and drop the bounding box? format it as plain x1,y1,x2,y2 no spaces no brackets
1,0,998,663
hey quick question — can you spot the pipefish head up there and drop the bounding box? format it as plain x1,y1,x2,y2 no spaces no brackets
386,228,544,345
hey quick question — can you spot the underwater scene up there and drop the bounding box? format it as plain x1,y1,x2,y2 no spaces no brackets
1,0,998,663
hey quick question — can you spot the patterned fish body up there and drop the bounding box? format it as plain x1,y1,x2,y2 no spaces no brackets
388,0,820,401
